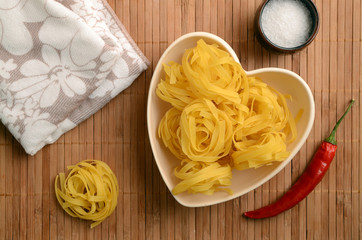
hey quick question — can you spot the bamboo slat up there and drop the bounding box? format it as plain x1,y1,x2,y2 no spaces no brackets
0,0,361,239
0,126,5,240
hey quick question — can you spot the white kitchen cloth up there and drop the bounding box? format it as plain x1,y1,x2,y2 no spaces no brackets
0,0,149,155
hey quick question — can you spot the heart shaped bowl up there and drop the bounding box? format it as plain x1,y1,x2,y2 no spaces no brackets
147,32,315,207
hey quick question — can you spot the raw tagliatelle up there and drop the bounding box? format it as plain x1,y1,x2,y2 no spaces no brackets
157,39,298,195
55,160,119,228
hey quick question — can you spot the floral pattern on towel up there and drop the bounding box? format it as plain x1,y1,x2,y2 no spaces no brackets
0,0,149,155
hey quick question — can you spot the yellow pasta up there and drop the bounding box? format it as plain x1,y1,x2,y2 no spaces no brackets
55,160,119,228
158,107,185,159
180,98,233,162
156,61,196,110
157,39,298,195
182,40,246,104
172,159,233,195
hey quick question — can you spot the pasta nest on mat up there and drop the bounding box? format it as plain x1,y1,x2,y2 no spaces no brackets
55,160,119,228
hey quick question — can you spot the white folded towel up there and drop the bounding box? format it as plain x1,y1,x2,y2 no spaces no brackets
0,0,149,155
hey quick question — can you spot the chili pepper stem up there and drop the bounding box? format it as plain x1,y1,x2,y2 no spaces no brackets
324,99,355,145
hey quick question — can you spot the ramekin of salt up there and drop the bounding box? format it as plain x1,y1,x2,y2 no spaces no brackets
255,0,319,53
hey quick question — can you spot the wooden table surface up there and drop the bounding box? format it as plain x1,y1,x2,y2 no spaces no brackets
1,0,361,239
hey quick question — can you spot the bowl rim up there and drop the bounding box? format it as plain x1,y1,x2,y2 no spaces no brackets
147,32,315,207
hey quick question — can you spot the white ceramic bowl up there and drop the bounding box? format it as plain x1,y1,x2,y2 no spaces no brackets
147,32,315,207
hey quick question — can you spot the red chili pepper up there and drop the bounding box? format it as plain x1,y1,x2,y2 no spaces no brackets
244,99,355,219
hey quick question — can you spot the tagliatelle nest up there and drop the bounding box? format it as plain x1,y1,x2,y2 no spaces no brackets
55,160,119,228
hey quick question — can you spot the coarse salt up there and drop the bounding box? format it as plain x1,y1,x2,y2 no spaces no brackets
261,0,313,48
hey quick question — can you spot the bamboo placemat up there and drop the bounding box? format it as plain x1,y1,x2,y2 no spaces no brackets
0,0,361,239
